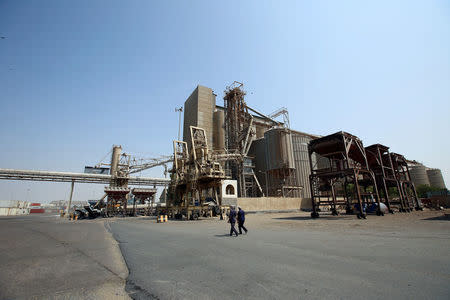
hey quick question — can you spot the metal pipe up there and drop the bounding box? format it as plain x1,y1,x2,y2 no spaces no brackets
0,168,170,185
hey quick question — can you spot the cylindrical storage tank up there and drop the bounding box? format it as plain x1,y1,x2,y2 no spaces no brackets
409,164,430,186
264,128,295,170
292,134,313,198
213,110,225,150
427,169,446,189
110,145,122,177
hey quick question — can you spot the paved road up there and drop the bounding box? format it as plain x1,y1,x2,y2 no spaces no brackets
0,214,129,299
111,213,450,300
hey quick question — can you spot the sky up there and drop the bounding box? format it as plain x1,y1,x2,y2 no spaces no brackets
0,0,449,203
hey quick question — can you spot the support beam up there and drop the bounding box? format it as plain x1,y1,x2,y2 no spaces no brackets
0,168,170,186
66,180,75,215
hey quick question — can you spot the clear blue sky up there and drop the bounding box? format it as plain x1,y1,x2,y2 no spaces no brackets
1,0,449,203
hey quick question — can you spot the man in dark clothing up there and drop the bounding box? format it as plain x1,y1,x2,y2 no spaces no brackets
237,207,248,234
229,206,239,237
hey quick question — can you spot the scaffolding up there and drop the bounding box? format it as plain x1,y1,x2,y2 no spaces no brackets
223,82,261,197
169,126,230,219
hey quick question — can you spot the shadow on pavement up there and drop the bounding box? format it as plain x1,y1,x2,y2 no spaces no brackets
214,234,234,238
422,214,450,221
272,215,354,221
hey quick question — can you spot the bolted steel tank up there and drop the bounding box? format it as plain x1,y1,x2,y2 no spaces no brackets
409,164,430,186
427,169,446,189
264,128,295,170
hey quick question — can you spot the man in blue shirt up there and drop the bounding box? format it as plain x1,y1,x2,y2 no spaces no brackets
229,206,239,237
237,207,248,234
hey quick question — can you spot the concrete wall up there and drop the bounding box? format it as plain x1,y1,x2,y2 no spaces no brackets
237,197,311,212
197,86,215,148
183,87,198,148
183,85,216,150
0,207,30,216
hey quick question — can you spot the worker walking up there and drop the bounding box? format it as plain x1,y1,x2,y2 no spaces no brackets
229,206,239,237
237,207,248,234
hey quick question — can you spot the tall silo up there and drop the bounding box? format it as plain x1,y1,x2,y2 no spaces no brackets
264,128,298,197
110,145,122,178
264,128,295,170
409,164,430,186
291,133,313,198
427,169,446,189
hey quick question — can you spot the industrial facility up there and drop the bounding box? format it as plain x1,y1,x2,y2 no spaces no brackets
169,82,448,219
181,83,318,199
0,81,447,219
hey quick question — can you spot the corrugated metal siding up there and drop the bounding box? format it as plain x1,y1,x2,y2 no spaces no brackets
265,128,295,170
248,138,267,188
291,133,313,199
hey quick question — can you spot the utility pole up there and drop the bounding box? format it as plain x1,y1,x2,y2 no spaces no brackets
175,107,183,141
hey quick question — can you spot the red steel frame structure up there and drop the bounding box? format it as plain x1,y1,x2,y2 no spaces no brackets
308,132,383,219
390,153,423,211
365,144,408,213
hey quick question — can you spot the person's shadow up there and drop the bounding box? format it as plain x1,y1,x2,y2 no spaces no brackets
214,234,232,238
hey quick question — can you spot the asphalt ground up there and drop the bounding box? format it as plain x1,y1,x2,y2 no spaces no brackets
110,210,450,300
1,211,449,299
0,214,129,300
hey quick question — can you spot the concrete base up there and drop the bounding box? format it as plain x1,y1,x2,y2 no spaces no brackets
237,197,312,212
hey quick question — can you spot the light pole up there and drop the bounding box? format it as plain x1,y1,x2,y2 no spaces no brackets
175,107,183,141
